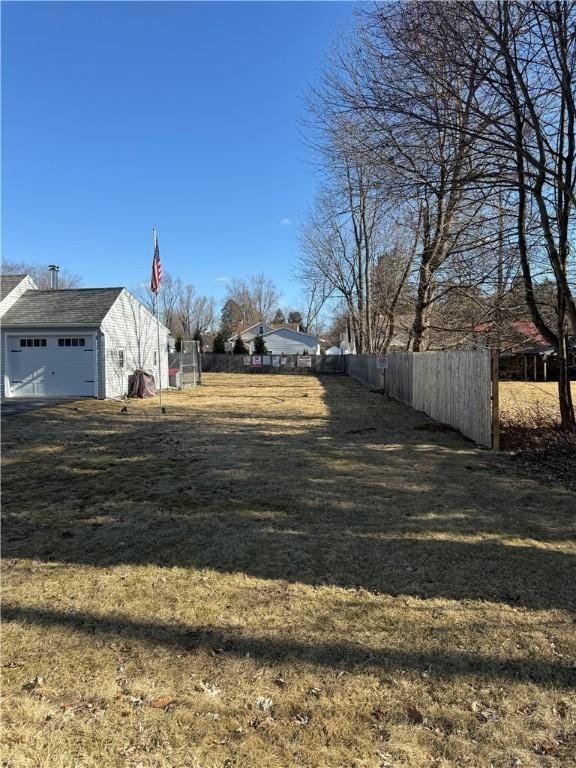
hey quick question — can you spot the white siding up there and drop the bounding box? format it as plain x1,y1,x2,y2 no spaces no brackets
0,276,37,318
258,328,320,355
100,289,169,398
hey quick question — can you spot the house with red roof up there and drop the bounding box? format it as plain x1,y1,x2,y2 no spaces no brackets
473,319,572,381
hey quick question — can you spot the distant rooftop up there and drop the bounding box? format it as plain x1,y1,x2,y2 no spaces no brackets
231,321,301,338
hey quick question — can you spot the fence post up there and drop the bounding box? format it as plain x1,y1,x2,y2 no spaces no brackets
197,341,203,385
491,351,500,451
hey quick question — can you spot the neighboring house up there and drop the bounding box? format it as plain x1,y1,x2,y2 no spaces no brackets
228,321,320,355
0,275,170,399
473,319,552,353
228,321,299,344
227,321,275,350
473,319,574,381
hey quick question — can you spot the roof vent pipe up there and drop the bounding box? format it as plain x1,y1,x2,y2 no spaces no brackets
48,265,60,289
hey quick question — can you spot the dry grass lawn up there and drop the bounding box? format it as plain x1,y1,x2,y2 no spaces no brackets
500,381,576,425
499,381,576,491
2,374,575,768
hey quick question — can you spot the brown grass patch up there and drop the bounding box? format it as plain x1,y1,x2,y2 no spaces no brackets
499,381,576,425
2,374,576,767
499,381,576,491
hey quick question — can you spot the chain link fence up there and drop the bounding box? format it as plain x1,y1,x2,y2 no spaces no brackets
201,353,345,375
168,340,202,388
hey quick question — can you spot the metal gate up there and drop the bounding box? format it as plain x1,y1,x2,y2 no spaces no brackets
168,340,202,388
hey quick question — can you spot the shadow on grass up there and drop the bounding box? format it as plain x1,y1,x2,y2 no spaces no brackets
4,603,575,689
5,512,574,611
2,375,576,614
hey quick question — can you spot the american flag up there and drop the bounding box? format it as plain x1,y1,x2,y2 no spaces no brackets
150,234,162,294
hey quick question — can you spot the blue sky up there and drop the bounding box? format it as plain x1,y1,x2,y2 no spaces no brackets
2,1,357,309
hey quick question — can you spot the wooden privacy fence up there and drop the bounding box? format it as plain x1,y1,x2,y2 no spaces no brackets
412,350,494,448
342,355,383,389
201,353,345,375
345,354,413,402
346,350,498,448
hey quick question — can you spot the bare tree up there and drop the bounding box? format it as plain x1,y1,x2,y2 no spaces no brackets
340,4,496,351
298,154,415,354
134,273,215,342
430,0,576,426
302,0,513,359
175,285,215,339
135,274,180,332
224,274,280,324
299,282,333,335
308,0,574,425
2,259,82,288
372,236,418,353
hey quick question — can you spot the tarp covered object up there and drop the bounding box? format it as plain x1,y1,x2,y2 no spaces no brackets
127,370,156,398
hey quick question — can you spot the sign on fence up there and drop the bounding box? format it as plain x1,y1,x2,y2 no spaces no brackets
377,356,389,370
201,353,346,376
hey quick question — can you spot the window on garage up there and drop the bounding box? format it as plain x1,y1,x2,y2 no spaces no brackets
58,337,86,347
118,350,125,368
20,338,47,347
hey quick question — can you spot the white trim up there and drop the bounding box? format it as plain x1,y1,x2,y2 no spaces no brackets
2,322,107,328
3,331,99,398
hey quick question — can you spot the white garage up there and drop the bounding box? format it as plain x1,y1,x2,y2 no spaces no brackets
6,333,97,397
0,274,170,400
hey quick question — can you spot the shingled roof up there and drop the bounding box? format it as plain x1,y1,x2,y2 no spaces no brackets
1,288,124,326
1,274,29,302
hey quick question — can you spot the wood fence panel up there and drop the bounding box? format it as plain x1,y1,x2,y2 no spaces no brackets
385,353,413,405
410,350,492,446
345,350,494,447
345,355,382,389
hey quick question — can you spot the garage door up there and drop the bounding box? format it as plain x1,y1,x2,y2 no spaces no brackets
8,335,96,397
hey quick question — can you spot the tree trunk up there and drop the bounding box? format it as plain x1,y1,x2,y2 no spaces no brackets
556,298,575,430
412,259,432,352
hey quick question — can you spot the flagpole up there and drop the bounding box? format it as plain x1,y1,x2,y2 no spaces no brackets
153,227,164,414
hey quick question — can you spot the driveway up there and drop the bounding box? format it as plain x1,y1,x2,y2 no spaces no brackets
1,398,80,417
